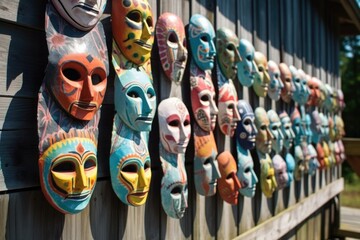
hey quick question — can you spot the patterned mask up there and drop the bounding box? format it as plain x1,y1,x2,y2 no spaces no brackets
236,100,258,150
237,39,258,87
253,52,270,97
307,77,321,106
112,0,154,65
237,145,258,197
194,129,220,196
158,98,191,154
114,68,156,132
188,14,216,71
261,158,277,198
216,28,241,80
268,110,284,153
217,151,241,205
267,60,284,101
279,111,295,150
255,107,274,155
285,152,295,186
279,63,294,103
218,81,240,136
190,75,218,131
51,0,106,31
272,155,288,190
156,13,187,84
39,134,97,214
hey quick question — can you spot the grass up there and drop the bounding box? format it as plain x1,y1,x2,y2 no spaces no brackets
341,173,360,208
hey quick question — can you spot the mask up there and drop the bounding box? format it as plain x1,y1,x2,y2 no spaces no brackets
335,115,345,140
305,114,313,144
112,0,154,65
39,135,97,214
237,144,258,198
217,151,241,205
323,84,334,112
194,128,220,196
51,0,106,31
279,63,295,103
255,107,274,155
160,148,188,219
253,52,270,98
291,108,305,146
320,113,330,141
267,60,284,101
237,39,258,87
216,28,241,80
272,154,288,190
114,68,156,132
279,111,295,150
331,87,339,112
294,145,304,180
318,81,326,108
236,100,258,150
285,152,295,186
158,98,191,154
310,110,322,144
307,77,321,106
110,126,151,206
316,143,326,169
290,66,308,105
156,13,187,84
190,74,218,131
322,141,331,168
188,14,216,71
260,157,277,198
308,144,319,175
268,110,284,153
337,89,346,112
218,81,240,136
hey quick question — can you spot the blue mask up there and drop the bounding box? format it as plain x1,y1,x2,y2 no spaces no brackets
236,39,258,87
236,144,258,198
236,100,258,150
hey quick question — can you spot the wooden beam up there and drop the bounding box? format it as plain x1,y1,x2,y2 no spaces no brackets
234,178,344,240
339,0,360,34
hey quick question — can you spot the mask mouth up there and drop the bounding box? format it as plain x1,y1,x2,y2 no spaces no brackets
130,191,148,197
206,56,214,61
72,101,97,110
136,116,153,122
72,4,100,15
135,40,152,50
65,191,92,200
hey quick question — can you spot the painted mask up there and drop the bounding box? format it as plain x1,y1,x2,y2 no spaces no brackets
279,111,295,150
322,141,331,168
267,60,284,101
279,63,295,103
308,144,319,175
291,108,305,146
158,98,191,154
310,110,322,144
114,68,156,132
255,107,274,155
110,130,151,206
305,114,313,144
156,13,187,84
112,0,154,65
51,0,106,31
237,39,258,87
194,129,220,196
236,100,258,150
48,53,107,120
289,66,308,105
318,80,326,108
320,113,330,141
285,152,295,186
261,158,277,198
316,143,326,169
39,136,97,214
237,145,258,197
272,155,288,190
218,81,240,136
217,151,241,205
307,77,321,106
294,145,305,180
335,115,345,140
190,75,218,131
188,14,216,71
337,89,345,112
331,87,339,112
323,84,334,112
216,28,241,80
268,110,284,153
160,150,188,219
253,52,270,98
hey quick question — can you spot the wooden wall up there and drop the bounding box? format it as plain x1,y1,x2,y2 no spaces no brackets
0,0,344,239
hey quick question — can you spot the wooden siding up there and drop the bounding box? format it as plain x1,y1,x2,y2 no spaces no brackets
0,0,344,239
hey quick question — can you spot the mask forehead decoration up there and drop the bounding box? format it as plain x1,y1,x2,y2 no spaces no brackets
188,14,216,71
156,13,187,84
237,39,257,87
158,98,191,154
194,129,220,196
218,81,240,136
217,151,241,205
237,148,258,197
114,68,156,132
216,27,241,80
272,155,288,190
260,158,277,198
236,100,258,150
267,60,284,101
307,77,321,106
279,111,295,149
51,0,107,31
112,0,154,65
255,107,274,155
190,75,218,131
279,63,294,103
267,110,284,153
253,52,270,97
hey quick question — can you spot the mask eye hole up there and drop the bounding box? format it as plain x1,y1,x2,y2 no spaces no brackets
169,120,180,127
127,91,139,98
226,44,234,51
227,103,234,110
84,159,96,170
286,78,291,82
144,161,151,170
146,16,153,27
122,164,138,173
200,95,209,101
272,126,278,131
226,173,233,179
168,32,178,44
147,89,155,98
52,161,75,173
200,35,208,42
246,55,252,61
203,157,211,165
91,74,102,85
244,167,251,173
171,186,182,195
127,10,141,23
184,119,190,126
243,119,251,126
63,68,81,81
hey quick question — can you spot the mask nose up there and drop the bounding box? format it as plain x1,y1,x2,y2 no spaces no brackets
177,43,187,63
142,93,154,115
142,19,152,40
81,75,96,100
181,191,188,208
209,40,216,57
86,0,98,6
75,166,88,190
210,97,219,115
137,167,149,189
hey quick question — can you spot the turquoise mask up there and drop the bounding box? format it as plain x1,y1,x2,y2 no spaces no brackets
236,39,258,87
268,110,284,153
236,144,258,198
